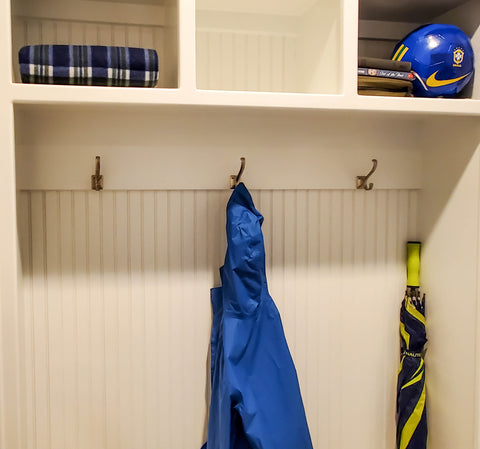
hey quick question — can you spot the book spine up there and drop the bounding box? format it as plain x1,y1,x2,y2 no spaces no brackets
357,58,411,71
358,67,415,81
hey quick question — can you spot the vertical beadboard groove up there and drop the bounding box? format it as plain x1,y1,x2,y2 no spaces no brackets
317,190,329,449
304,191,316,444
27,191,36,449
16,194,27,449
386,190,400,449
166,191,175,448
102,192,114,449
43,191,52,449
99,192,108,449
17,192,33,449
328,189,340,448
70,192,79,449
151,191,159,449
85,192,93,449
339,189,351,448
56,191,65,449
17,189,419,449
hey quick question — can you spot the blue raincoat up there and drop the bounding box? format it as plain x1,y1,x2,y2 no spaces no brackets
202,183,313,449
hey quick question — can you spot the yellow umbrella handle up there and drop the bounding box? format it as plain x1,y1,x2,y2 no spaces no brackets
407,241,421,288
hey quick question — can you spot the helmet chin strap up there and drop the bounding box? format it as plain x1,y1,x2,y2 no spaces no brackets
412,71,429,91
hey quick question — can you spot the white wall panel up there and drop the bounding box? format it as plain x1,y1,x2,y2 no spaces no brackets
16,188,418,449
434,0,480,101
196,29,297,92
195,1,341,94
419,124,480,449
14,105,424,191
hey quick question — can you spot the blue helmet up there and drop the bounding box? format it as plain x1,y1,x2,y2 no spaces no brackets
392,24,474,97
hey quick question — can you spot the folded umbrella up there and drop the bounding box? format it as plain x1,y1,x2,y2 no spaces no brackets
396,241,427,449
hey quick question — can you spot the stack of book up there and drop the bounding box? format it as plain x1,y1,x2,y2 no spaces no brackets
358,57,414,97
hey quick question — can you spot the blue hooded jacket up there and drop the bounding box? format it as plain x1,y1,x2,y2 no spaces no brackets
202,183,313,449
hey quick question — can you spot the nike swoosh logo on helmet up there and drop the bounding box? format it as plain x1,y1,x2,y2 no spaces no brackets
426,71,471,87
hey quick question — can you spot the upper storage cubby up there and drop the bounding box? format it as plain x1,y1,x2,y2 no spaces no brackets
358,0,480,99
10,0,179,88
195,0,343,94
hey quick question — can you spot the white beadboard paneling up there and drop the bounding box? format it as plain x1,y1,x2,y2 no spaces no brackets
58,191,78,449
196,29,297,92
16,188,418,449
195,2,341,94
101,191,119,449
11,17,168,86
16,192,32,449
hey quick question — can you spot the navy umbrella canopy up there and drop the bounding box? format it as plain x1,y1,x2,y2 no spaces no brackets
396,242,427,449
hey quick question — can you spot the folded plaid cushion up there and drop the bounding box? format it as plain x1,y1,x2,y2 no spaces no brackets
19,45,159,87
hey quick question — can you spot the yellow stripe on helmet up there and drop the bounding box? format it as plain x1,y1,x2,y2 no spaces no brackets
397,46,409,61
392,45,405,61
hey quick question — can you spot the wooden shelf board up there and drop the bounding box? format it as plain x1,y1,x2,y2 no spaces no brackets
10,83,480,117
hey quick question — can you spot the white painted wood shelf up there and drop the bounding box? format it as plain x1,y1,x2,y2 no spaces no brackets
10,84,480,116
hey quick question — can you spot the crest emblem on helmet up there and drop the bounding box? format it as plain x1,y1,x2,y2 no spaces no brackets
453,48,464,67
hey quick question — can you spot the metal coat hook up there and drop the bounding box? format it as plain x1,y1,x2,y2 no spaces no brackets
230,157,246,189
91,156,104,191
356,159,378,191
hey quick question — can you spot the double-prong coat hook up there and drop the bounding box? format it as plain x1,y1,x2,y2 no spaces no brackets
356,159,378,191
230,157,246,189
91,156,104,191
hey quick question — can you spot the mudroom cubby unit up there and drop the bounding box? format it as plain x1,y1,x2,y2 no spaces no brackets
10,0,179,88
1,1,480,449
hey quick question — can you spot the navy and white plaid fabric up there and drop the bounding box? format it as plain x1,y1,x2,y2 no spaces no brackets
19,45,158,87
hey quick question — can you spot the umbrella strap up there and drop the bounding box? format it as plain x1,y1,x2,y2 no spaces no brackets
402,350,423,358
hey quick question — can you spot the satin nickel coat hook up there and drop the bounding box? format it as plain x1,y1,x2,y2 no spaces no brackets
356,159,377,191
230,157,246,189
91,156,104,191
